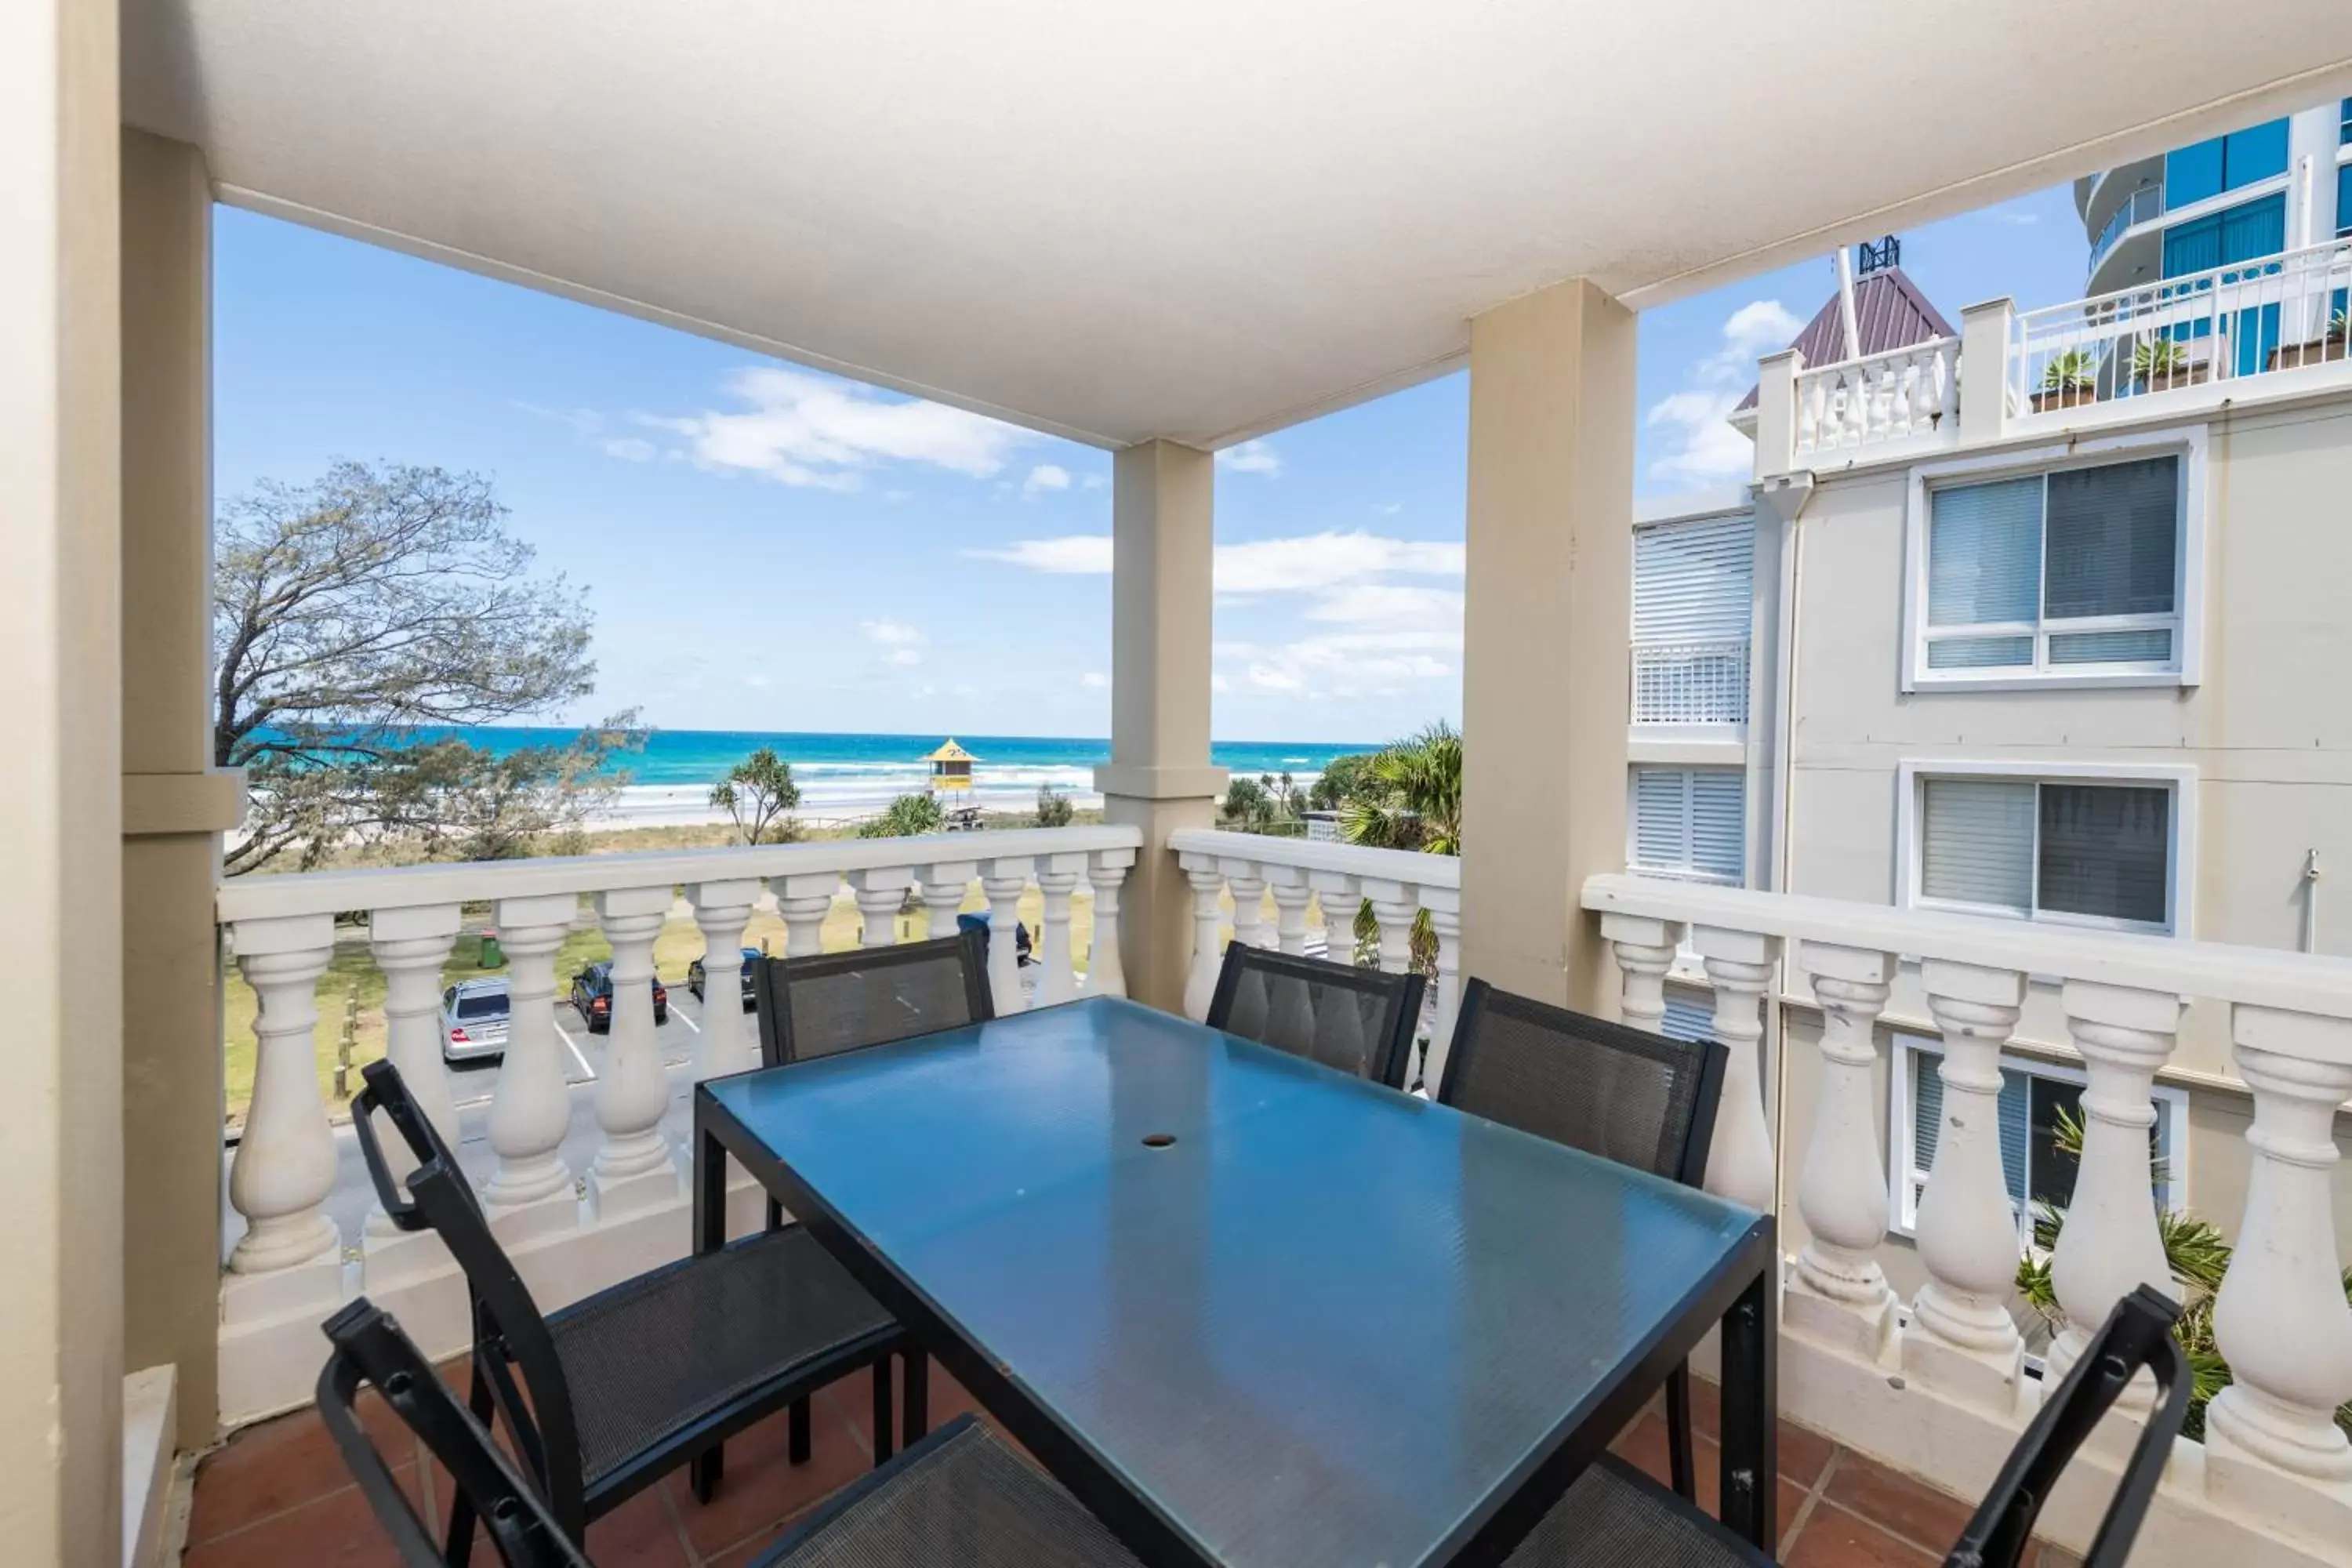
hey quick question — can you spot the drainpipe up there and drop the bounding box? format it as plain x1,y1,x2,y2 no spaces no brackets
2302,849,2322,954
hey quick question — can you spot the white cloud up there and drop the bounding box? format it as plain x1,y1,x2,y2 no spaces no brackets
1218,630,1460,698
642,367,1032,489
1373,500,1403,516
1210,672,1232,694
861,619,927,666
1304,583,1465,631
1080,670,1109,689
517,403,668,466
1215,438,1283,476
965,529,1463,593
1022,463,1073,498
965,535,1114,574
1081,474,1107,490
600,437,657,463
1641,296,1802,485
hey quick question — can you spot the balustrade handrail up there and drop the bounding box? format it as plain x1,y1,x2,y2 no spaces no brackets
1584,871,2352,1022
1792,334,1961,385
216,824,1145,924
1166,826,1459,888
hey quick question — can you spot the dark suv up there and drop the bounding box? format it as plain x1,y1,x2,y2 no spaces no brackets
568,962,670,1033
688,946,762,1011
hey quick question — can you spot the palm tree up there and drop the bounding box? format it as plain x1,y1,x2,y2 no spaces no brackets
1338,722,1461,855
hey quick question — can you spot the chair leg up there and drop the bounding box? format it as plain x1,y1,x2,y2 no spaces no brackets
787,1396,812,1465
871,1354,895,1465
444,1359,494,1567
902,1346,929,1443
765,1196,784,1232
1665,1362,1697,1504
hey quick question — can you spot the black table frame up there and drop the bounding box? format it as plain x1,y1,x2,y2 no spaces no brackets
694,1046,1777,1568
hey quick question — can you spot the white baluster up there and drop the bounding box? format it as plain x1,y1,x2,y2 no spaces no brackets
1268,869,1312,956
982,858,1033,1015
1788,942,1899,1361
1935,343,1958,427
587,886,677,1220
224,914,343,1317
1179,854,1226,1021
773,872,837,959
1421,891,1462,1095
363,904,462,1204
1307,869,1359,965
1904,960,2027,1411
2044,982,2183,1391
1080,849,1132,997
1601,912,1682,1033
2206,1006,2352,1515
687,879,759,1080
848,866,913,948
917,859,978,941
1891,356,1916,434
1367,880,1417,975
1693,927,1779,1213
1224,861,1269,951
481,894,579,1240
1035,853,1085,1007
1797,373,1823,453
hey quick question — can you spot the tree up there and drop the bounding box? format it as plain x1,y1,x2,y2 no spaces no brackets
711,747,802,844
212,460,601,873
1338,723,1462,855
858,793,947,838
1220,775,1277,830
375,720,641,862
1035,783,1075,827
1308,753,1377,812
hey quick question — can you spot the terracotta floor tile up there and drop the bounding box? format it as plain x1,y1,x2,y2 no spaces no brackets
188,1399,411,1545
1682,1375,1835,1486
677,1399,873,1557
1821,1450,1974,1552
1608,1412,1809,1544
1784,1499,1944,1567
583,1482,691,1568
183,1465,422,1568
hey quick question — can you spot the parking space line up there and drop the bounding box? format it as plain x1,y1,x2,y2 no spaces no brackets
552,1016,595,1079
672,1006,700,1034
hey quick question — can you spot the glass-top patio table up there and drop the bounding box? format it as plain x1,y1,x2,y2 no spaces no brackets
694,995,1776,1568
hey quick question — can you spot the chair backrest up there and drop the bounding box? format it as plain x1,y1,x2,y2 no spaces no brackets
1946,1283,2189,1568
1205,944,1426,1089
318,1298,590,1568
353,1061,587,1530
1436,981,1726,1186
751,928,994,1068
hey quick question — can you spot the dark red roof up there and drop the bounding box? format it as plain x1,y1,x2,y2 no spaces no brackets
1733,266,1957,413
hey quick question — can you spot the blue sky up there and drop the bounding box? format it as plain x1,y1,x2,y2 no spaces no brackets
214,183,2085,744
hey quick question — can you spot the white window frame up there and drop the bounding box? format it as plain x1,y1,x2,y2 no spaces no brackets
1624,765,1748,887
1900,428,2206,693
1895,759,2198,937
1886,1031,2190,1243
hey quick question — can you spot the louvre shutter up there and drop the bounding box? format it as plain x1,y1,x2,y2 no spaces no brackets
1689,771,1746,884
2043,457,2178,621
2037,783,2171,927
1633,514,1755,642
1997,1073,2031,1209
1630,768,1745,885
1660,993,1714,1044
1911,1047,2030,1210
1927,478,2042,631
1631,768,1690,873
1919,779,2034,913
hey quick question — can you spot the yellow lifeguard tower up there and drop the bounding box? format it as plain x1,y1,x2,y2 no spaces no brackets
921,739,978,797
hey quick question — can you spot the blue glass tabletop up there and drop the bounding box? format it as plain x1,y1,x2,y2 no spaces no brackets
699,996,1762,1568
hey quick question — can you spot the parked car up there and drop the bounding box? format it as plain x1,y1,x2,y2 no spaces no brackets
688,946,762,1011
957,912,1033,966
441,977,512,1067
569,962,669,1033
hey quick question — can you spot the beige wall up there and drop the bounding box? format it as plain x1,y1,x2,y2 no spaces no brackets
121,129,240,1447
0,0,126,1560
1461,277,1636,1011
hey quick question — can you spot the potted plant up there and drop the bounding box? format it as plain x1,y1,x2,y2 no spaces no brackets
2131,334,2205,392
2031,347,2098,412
2268,307,2350,371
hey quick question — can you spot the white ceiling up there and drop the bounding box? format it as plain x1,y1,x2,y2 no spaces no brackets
123,2,2352,448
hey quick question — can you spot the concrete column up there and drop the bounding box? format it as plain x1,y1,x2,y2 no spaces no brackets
1,0,128,1559
1958,298,2014,446
119,128,241,1450
1458,277,1636,1011
1094,440,1226,1012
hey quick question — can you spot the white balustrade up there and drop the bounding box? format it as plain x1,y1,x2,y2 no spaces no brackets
1421,891,1462,1092
917,859,978,941
1181,860,1227,1021
1788,942,1899,1361
1225,862,1269,951
482,893,579,1239
1693,926,1780,1214
1791,338,1959,457
848,866,912,949
362,904,462,1224
981,858,1032,1015
588,886,677,1218
687,879,760,1082
1035,854,1085,1007
1267,869,1313,956
1079,847,1132,998
775,871,836,957
223,913,342,1314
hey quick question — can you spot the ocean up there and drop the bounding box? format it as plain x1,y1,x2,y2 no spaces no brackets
434,727,1375,828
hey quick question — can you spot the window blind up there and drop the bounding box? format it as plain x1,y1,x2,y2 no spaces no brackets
1660,993,1714,1045
2038,783,2170,926
1919,779,2035,913
1909,1049,2031,1210
1926,478,2042,629
1629,767,1746,885
2043,456,2178,620
1633,514,1754,642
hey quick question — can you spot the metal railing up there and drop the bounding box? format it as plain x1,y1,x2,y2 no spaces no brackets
2086,183,2163,279
1632,637,1750,726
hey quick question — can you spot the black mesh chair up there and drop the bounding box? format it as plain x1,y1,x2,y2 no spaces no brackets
322,1296,1146,1568
1437,980,1727,1502
350,1062,909,1565
1497,1285,2189,1567
1204,943,1425,1088
752,928,994,1069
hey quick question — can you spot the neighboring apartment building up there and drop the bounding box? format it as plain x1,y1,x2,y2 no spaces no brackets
1627,122,2352,1275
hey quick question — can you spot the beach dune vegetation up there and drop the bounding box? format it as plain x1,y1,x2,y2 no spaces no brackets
858,792,948,837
